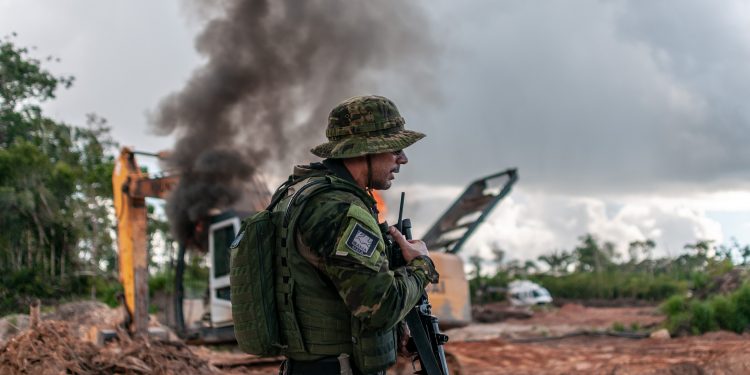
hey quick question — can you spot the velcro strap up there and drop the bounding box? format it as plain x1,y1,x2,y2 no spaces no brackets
303,342,353,356
288,357,341,373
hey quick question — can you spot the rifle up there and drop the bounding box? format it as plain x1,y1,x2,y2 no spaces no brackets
393,192,450,375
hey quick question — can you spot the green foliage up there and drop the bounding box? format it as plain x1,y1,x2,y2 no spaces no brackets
149,254,208,299
471,233,746,306
732,283,750,318
470,268,512,303
0,37,72,111
690,301,718,334
661,294,688,316
149,271,173,295
0,36,118,314
184,255,209,297
708,296,732,328
531,271,687,301
537,249,574,275
612,322,625,332
89,276,122,307
0,267,94,315
691,272,711,292
573,234,616,272
662,284,750,335
665,312,692,336
627,239,655,264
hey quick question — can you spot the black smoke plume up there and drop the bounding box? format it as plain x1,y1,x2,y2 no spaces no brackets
151,0,436,245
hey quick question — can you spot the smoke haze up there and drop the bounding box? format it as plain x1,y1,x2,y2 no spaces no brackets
150,0,436,243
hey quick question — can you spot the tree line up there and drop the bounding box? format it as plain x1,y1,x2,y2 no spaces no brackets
0,36,121,313
470,234,749,303
0,37,211,315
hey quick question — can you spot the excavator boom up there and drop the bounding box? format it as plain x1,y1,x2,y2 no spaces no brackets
112,147,177,335
423,169,518,254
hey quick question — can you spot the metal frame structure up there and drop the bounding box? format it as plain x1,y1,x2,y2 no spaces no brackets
422,169,518,254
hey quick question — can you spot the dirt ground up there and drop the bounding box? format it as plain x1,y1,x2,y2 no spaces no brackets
2,301,750,374
217,304,750,375
444,332,750,375
193,303,750,375
451,303,664,341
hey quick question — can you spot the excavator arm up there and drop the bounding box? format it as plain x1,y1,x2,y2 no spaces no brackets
112,147,177,335
423,168,518,254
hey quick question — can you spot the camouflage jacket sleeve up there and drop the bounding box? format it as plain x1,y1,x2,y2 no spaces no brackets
297,190,437,331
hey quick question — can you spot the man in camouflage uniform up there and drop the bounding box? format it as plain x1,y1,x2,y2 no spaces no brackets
277,95,439,375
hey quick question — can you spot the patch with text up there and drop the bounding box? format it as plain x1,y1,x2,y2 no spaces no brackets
345,223,379,258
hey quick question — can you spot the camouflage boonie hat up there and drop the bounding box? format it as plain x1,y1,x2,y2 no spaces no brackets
311,95,426,159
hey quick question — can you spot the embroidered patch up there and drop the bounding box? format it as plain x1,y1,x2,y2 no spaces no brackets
345,223,379,258
230,230,244,249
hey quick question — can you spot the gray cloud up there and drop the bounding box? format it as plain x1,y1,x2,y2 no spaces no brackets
397,0,750,196
615,1,750,186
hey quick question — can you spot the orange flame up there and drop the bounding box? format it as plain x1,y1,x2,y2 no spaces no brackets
372,190,388,223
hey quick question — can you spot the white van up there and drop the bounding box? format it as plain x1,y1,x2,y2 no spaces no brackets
508,280,553,306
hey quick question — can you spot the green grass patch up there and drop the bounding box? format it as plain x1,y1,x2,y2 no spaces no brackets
531,272,689,301
612,322,625,332
662,283,750,336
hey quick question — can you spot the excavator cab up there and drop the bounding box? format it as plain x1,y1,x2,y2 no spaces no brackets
207,211,242,327
179,211,246,344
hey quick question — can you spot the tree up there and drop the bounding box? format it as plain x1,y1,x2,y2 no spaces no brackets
523,260,538,274
628,239,656,264
0,36,116,312
538,249,574,275
503,259,526,278
490,243,505,268
684,240,712,259
469,254,483,279
742,244,750,266
573,234,614,273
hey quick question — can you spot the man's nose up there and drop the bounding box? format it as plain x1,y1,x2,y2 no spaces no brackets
397,150,408,164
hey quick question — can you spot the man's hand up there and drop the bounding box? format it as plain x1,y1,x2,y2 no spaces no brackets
389,226,429,262
397,321,414,358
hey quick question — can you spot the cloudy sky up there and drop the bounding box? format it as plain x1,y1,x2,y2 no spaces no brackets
2,0,749,266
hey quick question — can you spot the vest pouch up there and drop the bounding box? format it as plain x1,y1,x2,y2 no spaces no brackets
230,210,283,356
350,319,397,374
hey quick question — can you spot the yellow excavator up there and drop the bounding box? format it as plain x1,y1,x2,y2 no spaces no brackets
112,147,268,340
112,147,177,335
113,146,517,339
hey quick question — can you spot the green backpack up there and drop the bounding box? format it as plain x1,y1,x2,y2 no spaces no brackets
229,176,340,356
229,206,282,356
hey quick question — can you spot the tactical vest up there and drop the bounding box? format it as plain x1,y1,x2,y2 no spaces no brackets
274,174,397,374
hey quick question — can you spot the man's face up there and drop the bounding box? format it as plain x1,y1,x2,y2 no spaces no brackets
369,150,408,190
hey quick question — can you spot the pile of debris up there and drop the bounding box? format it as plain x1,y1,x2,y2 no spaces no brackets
0,320,217,374
0,301,219,375
0,320,98,374
693,267,748,299
472,303,534,323
0,301,125,345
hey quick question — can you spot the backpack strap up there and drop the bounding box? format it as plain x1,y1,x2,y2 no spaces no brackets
275,175,370,308
281,175,372,229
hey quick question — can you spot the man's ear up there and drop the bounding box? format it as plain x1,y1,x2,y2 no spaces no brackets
342,156,367,187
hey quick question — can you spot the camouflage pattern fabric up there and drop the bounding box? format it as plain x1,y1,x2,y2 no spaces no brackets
295,183,438,330
311,95,426,159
